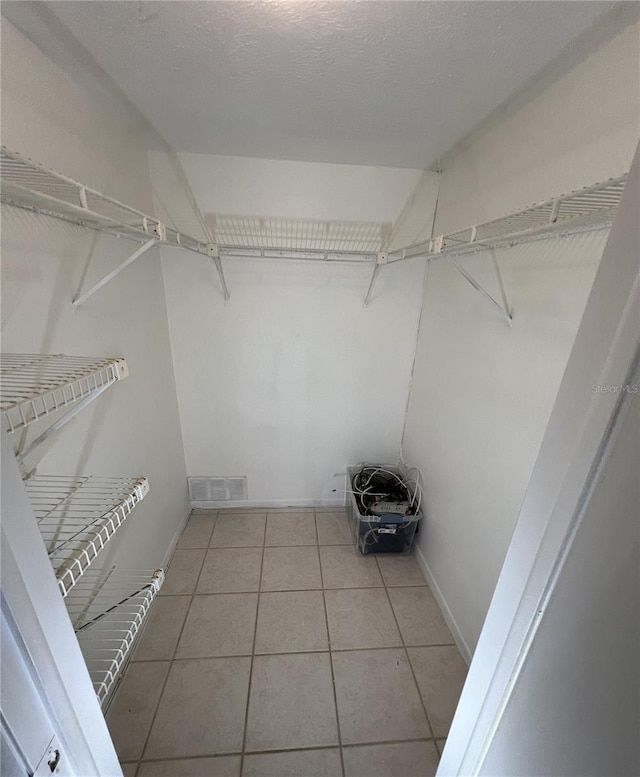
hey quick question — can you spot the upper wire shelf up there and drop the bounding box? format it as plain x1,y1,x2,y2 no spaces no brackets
390,175,628,263
0,146,627,312
1,147,626,267
0,147,209,256
0,353,128,434
66,568,164,705
26,475,150,597
211,214,386,262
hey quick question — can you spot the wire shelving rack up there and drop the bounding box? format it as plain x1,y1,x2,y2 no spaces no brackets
389,175,628,263
0,147,209,256
25,475,150,597
1,349,159,708
1,146,627,310
66,568,164,705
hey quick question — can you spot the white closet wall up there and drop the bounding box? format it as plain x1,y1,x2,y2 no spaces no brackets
402,13,640,656
0,19,189,569
150,152,431,504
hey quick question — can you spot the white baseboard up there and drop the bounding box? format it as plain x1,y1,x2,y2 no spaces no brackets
413,541,472,665
190,497,346,509
161,504,193,569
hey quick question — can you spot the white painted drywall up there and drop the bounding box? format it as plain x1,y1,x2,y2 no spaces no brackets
152,152,424,225
149,152,430,504
0,19,189,569
402,15,640,656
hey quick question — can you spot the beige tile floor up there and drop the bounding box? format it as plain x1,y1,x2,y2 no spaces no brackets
108,508,467,777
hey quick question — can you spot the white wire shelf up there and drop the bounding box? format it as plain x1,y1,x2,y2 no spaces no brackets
0,147,209,256
2,146,626,267
1,145,627,311
0,147,385,264
25,475,149,597
390,174,628,262
66,568,164,705
0,353,128,434
211,214,386,262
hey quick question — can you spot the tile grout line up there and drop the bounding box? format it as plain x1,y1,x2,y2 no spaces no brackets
137,511,216,764
239,516,267,775
315,510,347,777
159,585,441,595
375,555,439,745
130,735,441,765
170,512,218,660
128,638,458,665
159,583,437,596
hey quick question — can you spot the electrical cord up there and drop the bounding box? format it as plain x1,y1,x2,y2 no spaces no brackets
351,463,422,518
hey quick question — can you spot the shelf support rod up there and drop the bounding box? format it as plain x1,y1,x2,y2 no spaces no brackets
16,382,113,472
364,252,388,307
364,266,381,307
72,238,158,309
208,244,230,301
448,256,512,323
215,256,230,302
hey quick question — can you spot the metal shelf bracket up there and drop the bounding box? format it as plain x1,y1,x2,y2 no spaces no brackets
364,252,388,307
16,382,113,471
448,256,512,323
72,237,158,310
208,243,231,302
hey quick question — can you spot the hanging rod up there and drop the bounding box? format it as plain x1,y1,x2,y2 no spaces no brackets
216,245,378,264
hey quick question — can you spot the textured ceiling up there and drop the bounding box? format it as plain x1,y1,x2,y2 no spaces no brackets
12,1,616,168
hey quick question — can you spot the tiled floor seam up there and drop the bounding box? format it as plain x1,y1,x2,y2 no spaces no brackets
133,735,440,763
128,639,458,665
239,524,267,774
375,555,438,742
137,538,210,762
156,583,432,594
315,513,347,777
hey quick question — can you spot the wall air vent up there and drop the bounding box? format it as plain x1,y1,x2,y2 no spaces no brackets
188,476,248,504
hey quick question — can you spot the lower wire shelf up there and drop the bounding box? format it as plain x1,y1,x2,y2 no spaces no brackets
26,475,149,597
65,567,164,705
